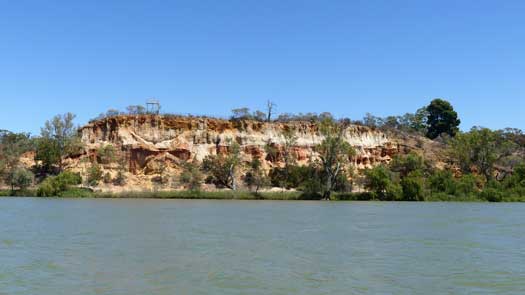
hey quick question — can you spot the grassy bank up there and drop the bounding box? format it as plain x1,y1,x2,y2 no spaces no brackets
93,190,308,200
0,189,37,197
2,188,525,202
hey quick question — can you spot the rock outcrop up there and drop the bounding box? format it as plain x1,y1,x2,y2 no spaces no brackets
67,115,431,191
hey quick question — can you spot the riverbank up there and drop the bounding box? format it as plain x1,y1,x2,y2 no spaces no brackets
1,188,524,202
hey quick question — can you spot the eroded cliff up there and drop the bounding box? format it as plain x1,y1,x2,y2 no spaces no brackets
67,115,438,191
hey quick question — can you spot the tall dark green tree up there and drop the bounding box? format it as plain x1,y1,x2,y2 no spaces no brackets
426,99,461,139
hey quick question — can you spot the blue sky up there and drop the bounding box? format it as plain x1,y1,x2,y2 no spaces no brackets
1,0,524,135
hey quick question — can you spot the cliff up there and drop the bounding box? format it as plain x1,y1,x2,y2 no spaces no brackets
66,115,442,191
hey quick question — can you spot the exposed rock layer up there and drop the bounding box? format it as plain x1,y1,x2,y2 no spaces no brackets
77,115,401,176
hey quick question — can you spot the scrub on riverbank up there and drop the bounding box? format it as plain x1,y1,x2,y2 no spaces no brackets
1,188,524,202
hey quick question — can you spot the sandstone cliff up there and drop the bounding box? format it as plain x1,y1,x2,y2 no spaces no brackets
66,115,441,191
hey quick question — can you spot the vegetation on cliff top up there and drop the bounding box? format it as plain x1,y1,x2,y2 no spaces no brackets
1,98,525,201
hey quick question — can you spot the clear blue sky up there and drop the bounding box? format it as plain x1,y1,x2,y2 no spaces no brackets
1,0,524,135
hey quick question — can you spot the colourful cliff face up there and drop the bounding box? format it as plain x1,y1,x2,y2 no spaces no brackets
76,115,399,175
58,114,451,191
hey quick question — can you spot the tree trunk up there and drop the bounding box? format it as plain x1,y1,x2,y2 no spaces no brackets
323,190,331,200
230,166,236,191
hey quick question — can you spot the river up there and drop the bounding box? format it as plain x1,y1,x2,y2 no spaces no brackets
0,198,524,294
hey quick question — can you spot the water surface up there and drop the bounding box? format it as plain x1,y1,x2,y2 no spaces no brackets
1,198,524,294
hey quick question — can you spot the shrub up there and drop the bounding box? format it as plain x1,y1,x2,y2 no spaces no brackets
114,171,127,186
179,162,203,191
103,172,112,184
364,165,393,198
390,152,425,177
58,188,94,198
243,159,270,193
87,164,103,186
401,172,425,201
333,192,373,201
428,170,456,195
426,192,455,201
384,182,403,201
333,172,353,193
456,174,483,196
268,164,321,190
202,141,241,190
37,178,56,197
299,178,323,198
97,145,117,164
37,171,82,197
502,164,525,189
479,188,504,202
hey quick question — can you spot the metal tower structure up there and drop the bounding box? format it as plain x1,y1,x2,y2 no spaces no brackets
146,99,161,115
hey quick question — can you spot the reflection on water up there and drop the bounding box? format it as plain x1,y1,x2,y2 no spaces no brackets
1,199,524,295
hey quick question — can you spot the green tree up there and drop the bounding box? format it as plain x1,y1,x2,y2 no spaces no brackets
449,127,516,180
401,171,425,201
36,113,81,173
202,140,242,190
126,105,146,115
281,128,298,168
455,174,483,196
267,128,299,189
105,109,120,117
426,99,461,139
390,152,425,177
231,108,251,120
0,131,33,169
363,113,381,128
316,118,356,199
428,170,456,195
179,161,204,191
364,165,392,198
411,107,429,133
5,167,34,191
253,110,267,122
35,137,61,173
244,158,270,193
382,116,400,130
0,131,34,186
503,163,525,188
398,107,429,134
501,128,525,149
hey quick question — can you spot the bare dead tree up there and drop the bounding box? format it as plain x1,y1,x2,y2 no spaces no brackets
266,100,276,122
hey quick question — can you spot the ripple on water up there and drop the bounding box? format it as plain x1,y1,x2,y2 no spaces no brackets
0,199,524,295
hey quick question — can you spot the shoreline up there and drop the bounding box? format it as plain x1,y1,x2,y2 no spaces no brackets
1,189,523,202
